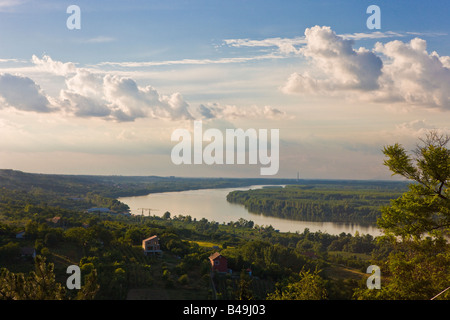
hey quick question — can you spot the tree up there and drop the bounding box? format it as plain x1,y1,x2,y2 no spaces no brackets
0,242,20,262
0,255,99,300
266,268,327,300
236,270,253,300
355,131,450,300
379,130,450,239
76,268,100,300
162,211,171,220
64,227,90,246
0,255,66,300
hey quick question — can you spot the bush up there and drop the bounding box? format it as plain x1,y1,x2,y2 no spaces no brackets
178,274,189,285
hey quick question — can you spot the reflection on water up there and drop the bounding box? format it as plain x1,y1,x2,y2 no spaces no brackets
118,185,383,237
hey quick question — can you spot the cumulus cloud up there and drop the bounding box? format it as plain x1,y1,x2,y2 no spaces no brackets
2,55,291,122
0,73,55,113
59,69,194,122
102,75,193,121
282,26,450,111
282,26,383,94
60,90,111,118
373,38,450,109
32,55,76,76
64,68,104,98
197,103,287,120
23,55,195,122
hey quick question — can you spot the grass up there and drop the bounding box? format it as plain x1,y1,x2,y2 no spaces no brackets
189,240,221,249
328,250,372,260
323,264,366,281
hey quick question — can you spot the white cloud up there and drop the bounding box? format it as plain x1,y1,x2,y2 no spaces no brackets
282,26,383,94
85,36,116,44
2,55,292,123
224,37,306,55
373,38,450,110
223,30,414,55
0,73,55,113
340,31,405,41
282,26,450,111
11,55,195,122
64,68,104,98
58,69,194,122
0,0,28,11
31,55,77,76
27,55,291,122
60,90,111,118
102,74,193,122
97,53,283,68
394,119,450,138
197,103,288,120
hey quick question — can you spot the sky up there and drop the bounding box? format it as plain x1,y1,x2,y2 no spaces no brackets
0,0,449,179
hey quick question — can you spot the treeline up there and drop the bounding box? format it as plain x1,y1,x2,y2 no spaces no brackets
0,169,293,198
227,184,407,223
0,169,297,213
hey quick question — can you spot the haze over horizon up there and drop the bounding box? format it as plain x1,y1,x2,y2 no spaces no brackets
0,1,449,180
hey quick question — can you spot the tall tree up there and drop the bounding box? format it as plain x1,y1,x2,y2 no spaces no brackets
379,130,450,239
355,131,450,300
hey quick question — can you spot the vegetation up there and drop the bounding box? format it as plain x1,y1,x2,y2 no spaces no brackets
0,175,379,300
354,130,450,300
226,182,407,223
0,131,448,300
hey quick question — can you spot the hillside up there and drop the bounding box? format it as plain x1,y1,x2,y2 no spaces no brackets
0,169,391,300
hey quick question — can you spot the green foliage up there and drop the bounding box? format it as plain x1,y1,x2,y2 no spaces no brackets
267,268,327,300
0,241,21,262
178,273,189,285
227,182,406,223
0,255,98,300
354,237,450,300
236,270,253,300
354,130,450,300
379,131,450,238
4,167,434,300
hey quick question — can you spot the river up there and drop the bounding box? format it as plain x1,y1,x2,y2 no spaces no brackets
118,185,383,236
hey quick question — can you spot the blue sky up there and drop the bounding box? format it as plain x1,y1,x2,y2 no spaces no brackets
0,0,449,179
2,1,449,62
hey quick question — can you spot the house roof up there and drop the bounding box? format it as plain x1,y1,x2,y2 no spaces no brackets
51,216,61,223
209,252,224,260
143,235,158,242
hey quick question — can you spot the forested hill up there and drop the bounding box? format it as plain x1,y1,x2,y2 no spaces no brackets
226,182,409,224
0,169,295,197
0,169,295,213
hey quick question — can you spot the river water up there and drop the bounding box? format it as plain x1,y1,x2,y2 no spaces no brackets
118,185,383,237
